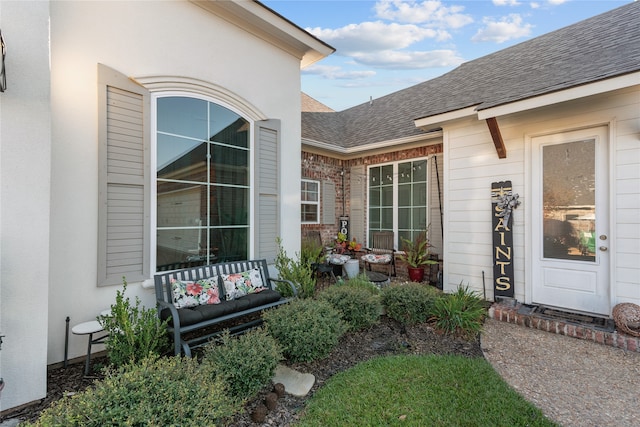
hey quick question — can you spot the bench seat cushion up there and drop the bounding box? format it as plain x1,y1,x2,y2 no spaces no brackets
161,289,283,327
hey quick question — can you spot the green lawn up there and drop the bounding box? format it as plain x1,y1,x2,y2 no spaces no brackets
296,354,558,427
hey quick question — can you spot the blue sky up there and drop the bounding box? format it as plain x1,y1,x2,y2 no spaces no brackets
262,0,634,111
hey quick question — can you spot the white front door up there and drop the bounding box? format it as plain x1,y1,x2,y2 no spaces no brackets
531,127,610,315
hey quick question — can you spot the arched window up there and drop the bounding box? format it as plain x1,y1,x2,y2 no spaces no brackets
155,96,250,270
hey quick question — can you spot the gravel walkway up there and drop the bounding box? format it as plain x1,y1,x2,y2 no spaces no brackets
481,318,640,427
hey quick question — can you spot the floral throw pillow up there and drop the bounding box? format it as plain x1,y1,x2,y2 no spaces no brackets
221,268,266,300
171,277,221,309
361,253,393,264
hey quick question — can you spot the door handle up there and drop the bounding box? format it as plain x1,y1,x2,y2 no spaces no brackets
599,246,608,252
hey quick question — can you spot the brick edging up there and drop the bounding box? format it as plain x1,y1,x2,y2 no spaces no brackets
488,303,639,353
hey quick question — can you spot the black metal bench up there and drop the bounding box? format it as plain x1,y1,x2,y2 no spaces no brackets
154,259,297,357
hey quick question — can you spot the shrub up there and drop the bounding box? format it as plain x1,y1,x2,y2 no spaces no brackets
431,284,486,338
340,273,380,294
319,285,381,332
381,283,440,325
25,356,240,427
263,299,346,362
275,237,316,298
201,328,282,399
99,278,168,368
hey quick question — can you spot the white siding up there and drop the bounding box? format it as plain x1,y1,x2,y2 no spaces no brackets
443,85,640,309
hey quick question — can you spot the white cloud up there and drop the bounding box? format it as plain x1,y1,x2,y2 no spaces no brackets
530,2,540,9
493,0,522,6
350,49,465,70
307,21,441,55
303,65,377,80
471,13,533,43
374,0,474,28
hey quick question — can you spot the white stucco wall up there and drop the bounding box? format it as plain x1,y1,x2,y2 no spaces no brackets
46,0,303,368
0,0,52,411
443,85,640,310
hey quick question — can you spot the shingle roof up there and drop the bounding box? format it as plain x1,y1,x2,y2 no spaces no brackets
302,1,640,149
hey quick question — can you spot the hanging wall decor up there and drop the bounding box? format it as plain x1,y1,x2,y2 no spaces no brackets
491,181,520,299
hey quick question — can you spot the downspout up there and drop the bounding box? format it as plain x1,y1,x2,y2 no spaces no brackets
434,156,443,241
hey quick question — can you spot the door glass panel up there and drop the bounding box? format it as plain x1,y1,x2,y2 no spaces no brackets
542,139,596,261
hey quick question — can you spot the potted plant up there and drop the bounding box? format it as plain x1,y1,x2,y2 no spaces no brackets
398,230,438,282
331,232,362,278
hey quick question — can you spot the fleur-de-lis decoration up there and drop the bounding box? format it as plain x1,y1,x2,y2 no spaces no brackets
496,192,520,226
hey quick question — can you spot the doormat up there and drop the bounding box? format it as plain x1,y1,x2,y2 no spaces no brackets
520,305,615,332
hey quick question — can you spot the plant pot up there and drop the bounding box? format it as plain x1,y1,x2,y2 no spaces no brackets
344,259,360,279
407,267,425,282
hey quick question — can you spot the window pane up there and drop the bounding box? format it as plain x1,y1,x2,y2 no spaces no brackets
398,184,411,207
398,207,411,229
413,159,427,182
157,182,207,227
369,188,381,207
398,230,411,245
157,134,207,182
413,182,427,206
301,204,318,222
398,162,412,184
210,228,248,262
156,228,206,269
370,166,381,187
381,207,393,229
413,207,427,230
381,165,393,185
543,140,595,261
209,104,248,149
211,144,249,186
381,185,393,206
369,209,381,230
210,186,248,226
158,97,207,140
301,181,319,202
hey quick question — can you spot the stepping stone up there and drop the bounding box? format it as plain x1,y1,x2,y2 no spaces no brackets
272,365,315,397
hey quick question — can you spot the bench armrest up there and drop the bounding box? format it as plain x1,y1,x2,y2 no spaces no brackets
268,278,298,297
156,299,182,329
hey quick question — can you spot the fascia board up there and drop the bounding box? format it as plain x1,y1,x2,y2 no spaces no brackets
303,131,443,157
477,72,640,119
190,0,334,68
414,106,478,130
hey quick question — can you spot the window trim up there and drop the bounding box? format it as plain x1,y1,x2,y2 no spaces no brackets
301,178,320,224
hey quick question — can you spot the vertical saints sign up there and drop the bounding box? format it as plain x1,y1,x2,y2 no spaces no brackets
491,181,520,299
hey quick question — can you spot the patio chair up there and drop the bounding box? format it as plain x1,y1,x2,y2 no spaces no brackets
362,231,397,279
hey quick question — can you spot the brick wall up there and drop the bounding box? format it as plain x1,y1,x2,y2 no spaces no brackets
301,144,442,255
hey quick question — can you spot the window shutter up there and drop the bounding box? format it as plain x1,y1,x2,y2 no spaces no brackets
322,180,335,225
97,64,150,286
255,119,280,263
349,165,366,244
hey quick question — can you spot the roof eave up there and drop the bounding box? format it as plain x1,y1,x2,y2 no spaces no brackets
476,72,640,120
303,131,443,157
415,72,640,131
414,106,478,131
